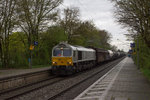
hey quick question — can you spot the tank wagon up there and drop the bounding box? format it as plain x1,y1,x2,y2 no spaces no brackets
51,42,123,75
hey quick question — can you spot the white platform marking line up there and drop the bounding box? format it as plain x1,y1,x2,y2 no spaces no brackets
74,58,127,100
99,58,127,100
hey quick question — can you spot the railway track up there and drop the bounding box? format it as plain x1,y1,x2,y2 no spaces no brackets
0,57,124,100
0,68,51,93
48,58,124,100
0,76,63,99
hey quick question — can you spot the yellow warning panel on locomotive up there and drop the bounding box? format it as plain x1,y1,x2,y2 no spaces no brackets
52,57,73,66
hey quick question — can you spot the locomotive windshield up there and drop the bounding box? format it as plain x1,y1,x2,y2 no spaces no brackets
63,48,71,56
53,48,72,57
53,49,62,56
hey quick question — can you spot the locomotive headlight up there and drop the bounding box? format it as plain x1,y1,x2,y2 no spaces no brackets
67,62,72,64
53,62,57,64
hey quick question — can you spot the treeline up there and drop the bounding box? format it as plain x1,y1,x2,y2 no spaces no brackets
0,0,113,68
111,0,150,76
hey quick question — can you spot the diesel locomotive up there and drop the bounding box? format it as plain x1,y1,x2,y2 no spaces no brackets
51,42,124,75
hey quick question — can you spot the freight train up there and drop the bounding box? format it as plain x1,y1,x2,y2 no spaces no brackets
51,42,124,75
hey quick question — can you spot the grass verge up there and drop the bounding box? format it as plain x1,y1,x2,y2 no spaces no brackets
141,68,150,81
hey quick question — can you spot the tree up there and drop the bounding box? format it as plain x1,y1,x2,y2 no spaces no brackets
38,25,67,64
98,30,111,49
9,32,28,67
16,0,63,67
70,20,112,49
111,0,150,48
0,0,17,67
60,7,81,43
111,45,117,51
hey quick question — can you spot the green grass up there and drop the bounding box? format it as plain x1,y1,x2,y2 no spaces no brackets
141,68,150,81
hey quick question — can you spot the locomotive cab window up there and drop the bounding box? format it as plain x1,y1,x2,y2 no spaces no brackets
78,51,82,60
53,48,62,56
73,51,76,57
63,48,72,57
53,48,72,57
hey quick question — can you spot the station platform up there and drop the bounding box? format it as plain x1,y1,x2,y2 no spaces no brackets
0,66,51,79
74,57,150,100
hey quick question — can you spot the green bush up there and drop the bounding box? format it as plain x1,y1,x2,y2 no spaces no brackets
133,36,150,80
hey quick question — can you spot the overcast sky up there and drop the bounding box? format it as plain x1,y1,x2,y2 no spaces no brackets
60,0,131,52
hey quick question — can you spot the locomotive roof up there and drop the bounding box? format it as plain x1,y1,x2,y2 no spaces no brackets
70,45,95,52
55,42,95,52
